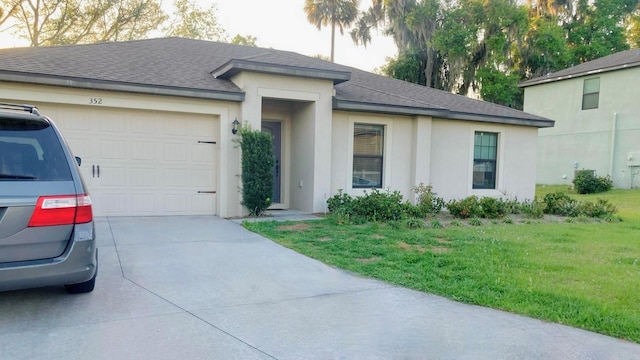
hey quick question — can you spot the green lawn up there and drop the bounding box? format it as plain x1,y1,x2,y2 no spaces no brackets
244,188,640,343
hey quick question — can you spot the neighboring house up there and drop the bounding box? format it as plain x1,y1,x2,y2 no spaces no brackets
0,38,553,218
520,49,640,189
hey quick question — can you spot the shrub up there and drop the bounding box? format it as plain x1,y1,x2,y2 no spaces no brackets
573,170,613,194
431,220,442,229
479,197,507,218
468,217,482,226
543,192,578,216
446,196,481,218
412,183,445,216
327,189,354,214
238,126,274,216
521,199,545,219
354,188,405,222
576,199,617,219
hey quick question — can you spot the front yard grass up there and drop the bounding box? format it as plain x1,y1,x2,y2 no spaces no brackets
243,188,640,343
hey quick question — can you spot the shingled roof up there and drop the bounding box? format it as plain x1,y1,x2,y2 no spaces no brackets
0,37,552,127
519,48,640,88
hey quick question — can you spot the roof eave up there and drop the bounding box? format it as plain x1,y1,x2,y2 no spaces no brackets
333,99,555,128
0,71,245,102
212,59,351,84
519,61,640,88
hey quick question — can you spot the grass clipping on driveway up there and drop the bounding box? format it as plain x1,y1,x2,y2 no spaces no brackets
243,188,640,343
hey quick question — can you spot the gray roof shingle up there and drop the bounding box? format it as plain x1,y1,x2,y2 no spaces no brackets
0,37,552,127
519,48,640,88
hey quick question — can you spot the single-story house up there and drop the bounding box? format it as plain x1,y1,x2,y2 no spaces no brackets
0,37,553,217
520,48,640,189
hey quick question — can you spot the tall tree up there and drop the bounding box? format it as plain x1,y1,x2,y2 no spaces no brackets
4,0,167,46
230,34,258,46
165,0,226,41
304,0,359,62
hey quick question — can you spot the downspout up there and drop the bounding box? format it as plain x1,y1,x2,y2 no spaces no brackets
609,112,618,178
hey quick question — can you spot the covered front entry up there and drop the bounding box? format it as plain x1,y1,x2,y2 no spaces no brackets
41,104,219,216
261,121,282,204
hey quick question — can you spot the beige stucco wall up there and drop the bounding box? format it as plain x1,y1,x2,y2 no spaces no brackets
330,112,538,203
430,120,538,201
229,72,334,214
524,67,640,188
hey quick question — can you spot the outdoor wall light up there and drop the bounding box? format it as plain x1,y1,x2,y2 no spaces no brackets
232,118,240,135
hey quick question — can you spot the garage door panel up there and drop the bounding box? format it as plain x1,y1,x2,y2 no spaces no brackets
131,142,156,160
164,168,188,187
164,143,187,161
131,168,156,186
41,104,219,216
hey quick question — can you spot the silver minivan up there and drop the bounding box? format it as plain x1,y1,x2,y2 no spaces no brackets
0,103,97,293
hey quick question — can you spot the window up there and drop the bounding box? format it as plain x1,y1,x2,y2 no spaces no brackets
473,132,498,189
353,124,383,188
582,78,600,110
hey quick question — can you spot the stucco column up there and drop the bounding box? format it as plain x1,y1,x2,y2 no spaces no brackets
410,116,433,203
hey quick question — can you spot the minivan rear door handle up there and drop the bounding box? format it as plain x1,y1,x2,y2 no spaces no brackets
92,165,95,178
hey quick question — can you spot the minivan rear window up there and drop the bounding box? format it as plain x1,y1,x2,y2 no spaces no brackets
0,122,72,181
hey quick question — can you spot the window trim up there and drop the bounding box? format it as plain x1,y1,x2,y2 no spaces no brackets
468,127,505,195
347,117,392,192
472,131,498,190
352,123,384,189
582,77,600,110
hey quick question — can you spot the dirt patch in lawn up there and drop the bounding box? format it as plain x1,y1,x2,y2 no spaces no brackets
397,241,426,253
429,246,450,254
357,257,381,263
316,236,332,242
277,223,312,231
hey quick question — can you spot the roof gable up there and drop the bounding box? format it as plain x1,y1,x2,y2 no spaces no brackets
0,37,552,127
520,48,640,88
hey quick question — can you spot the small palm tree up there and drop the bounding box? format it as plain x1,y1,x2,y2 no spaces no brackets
304,0,359,62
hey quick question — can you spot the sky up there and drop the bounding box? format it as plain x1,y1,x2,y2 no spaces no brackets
212,0,397,72
0,0,398,73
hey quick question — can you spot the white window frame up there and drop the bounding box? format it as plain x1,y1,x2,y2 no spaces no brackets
469,126,505,196
347,116,393,194
582,77,600,110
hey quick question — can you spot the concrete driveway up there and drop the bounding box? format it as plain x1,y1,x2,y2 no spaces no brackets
1,216,639,359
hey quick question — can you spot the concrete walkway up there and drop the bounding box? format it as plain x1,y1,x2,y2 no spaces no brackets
1,216,639,359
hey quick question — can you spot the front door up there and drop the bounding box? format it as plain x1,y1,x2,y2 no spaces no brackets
261,121,281,203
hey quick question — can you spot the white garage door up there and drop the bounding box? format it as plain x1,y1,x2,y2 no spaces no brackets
43,105,219,216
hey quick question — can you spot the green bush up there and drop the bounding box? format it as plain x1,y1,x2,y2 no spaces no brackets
576,199,617,218
239,126,274,216
543,192,578,216
327,189,354,214
479,197,507,219
468,217,483,226
412,183,445,216
520,199,545,219
446,196,481,218
354,189,405,222
573,170,613,194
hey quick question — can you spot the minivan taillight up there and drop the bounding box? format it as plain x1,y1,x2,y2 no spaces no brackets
28,195,93,227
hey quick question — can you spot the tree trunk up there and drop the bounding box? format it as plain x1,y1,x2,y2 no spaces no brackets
331,20,336,62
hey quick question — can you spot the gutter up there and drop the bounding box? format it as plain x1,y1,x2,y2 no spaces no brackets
333,98,555,128
0,71,245,102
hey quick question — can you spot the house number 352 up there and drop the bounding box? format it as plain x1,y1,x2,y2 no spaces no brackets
89,97,103,105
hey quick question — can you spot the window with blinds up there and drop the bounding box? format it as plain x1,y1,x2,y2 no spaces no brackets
582,78,600,110
473,132,498,189
353,124,383,188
